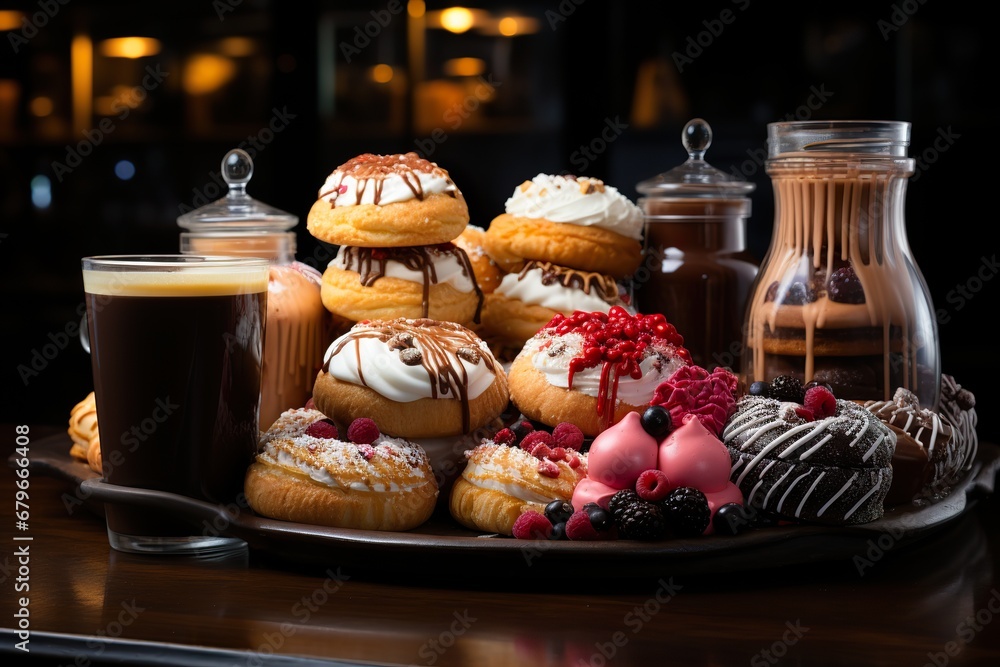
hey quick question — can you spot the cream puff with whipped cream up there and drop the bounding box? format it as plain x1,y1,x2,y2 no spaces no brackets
484,174,644,278
507,307,692,436
308,152,469,247
313,318,509,439
479,260,632,350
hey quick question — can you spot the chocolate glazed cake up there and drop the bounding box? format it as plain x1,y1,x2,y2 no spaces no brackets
724,396,896,525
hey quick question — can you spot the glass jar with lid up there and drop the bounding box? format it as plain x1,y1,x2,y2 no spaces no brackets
634,118,759,371
742,120,939,407
178,149,329,429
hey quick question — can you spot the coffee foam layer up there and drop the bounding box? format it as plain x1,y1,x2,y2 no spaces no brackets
83,269,269,296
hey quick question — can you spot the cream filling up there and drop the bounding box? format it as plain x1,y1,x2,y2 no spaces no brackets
496,267,617,313
330,245,476,293
320,170,455,207
462,462,553,503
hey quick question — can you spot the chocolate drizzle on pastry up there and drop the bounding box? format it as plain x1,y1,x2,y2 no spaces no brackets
325,319,499,433
339,243,484,322
320,152,458,206
518,260,620,303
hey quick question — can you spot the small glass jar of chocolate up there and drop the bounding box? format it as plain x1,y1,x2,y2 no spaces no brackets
634,118,759,371
742,120,940,407
178,149,330,429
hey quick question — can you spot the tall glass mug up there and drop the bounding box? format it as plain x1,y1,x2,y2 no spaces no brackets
82,255,269,555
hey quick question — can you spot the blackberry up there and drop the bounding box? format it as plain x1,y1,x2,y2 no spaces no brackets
827,266,865,304
608,489,640,520
660,487,711,537
765,280,815,305
769,375,804,403
615,499,668,541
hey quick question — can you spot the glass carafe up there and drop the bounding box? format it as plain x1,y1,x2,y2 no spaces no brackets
742,121,940,407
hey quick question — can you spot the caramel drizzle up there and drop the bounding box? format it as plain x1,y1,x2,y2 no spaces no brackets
519,260,619,303
325,319,498,433
319,152,458,206
340,244,483,323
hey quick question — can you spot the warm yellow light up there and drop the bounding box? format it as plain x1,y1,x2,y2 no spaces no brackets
71,35,92,136
407,0,425,19
440,7,474,33
99,37,162,59
183,54,236,95
443,57,485,77
498,17,518,36
0,10,25,31
218,37,255,57
371,64,394,84
30,96,53,117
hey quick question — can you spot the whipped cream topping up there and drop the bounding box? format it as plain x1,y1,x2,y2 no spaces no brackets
523,332,687,405
319,152,459,207
496,262,626,313
330,245,477,294
324,320,498,405
504,173,643,240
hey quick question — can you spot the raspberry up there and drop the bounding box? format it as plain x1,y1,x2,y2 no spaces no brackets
529,444,553,460
493,428,516,447
635,469,671,502
304,419,339,440
549,446,567,462
659,487,710,537
537,459,560,477
828,266,865,304
769,375,804,403
512,511,552,540
568,454,581,468
794,406,815,422
520,431,554,452
803,386,837,419
565,510,601,540
356,444,375,460
346,418,379,444
552,422,584,450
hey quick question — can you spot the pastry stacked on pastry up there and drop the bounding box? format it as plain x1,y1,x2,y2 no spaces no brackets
68,391,102,475
863,375,978,506
479,174,642,349
313,317,510,487
307,152,484,327
244,408,438,530
507,306,692,437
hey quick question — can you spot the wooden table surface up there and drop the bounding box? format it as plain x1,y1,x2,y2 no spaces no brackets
4,425,1000,667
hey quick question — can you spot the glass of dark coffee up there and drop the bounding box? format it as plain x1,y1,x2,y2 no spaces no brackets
82,255,269,555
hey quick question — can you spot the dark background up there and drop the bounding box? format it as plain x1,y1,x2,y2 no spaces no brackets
2,0,996,442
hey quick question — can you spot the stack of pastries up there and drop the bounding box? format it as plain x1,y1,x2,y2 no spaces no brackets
478,174,643,351
307,152,484,328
